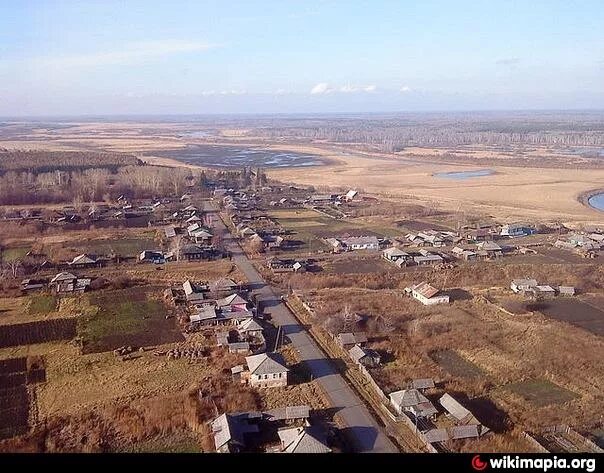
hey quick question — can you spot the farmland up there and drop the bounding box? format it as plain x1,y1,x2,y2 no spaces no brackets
78,287,183,354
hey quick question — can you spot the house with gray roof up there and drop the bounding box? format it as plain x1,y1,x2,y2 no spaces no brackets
277,425,331,453
211,412,261,453
389,389,438,419
245,353,289,388
348,344,381,368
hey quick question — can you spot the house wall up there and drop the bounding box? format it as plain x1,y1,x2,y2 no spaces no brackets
413,292,449,305
250,371,288,388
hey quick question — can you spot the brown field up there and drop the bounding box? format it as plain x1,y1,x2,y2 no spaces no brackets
5,122,604,226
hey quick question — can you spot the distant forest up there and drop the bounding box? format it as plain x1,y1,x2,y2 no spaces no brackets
251,112,604,152
0,150,141,173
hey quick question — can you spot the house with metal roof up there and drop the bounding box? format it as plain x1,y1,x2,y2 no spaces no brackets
211,412,261,453
348,344,381,368
337,332,368,350
410,378,435,391
407,282,450,305
245,353,289,388
389,389,438,418
277,425,331,453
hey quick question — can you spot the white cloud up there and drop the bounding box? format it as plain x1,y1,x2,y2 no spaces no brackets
35,40,216,68
312,83,376,95
400,86,412,93
310,82,331,95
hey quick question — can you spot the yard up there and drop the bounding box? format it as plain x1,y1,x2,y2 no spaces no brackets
430,349,486,379
77,287,184,353
0,247,31,263
27,295,58,315
527,298,604,336
503,379,579,407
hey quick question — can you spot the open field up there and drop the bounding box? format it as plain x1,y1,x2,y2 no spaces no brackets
526,299,604,336
4,119,604,224
503,379,579,407
78,287,183,354
429,349,486,379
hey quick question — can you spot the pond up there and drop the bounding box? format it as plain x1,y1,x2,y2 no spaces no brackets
588,192,604,211
150,144,322,168
434,169,495,180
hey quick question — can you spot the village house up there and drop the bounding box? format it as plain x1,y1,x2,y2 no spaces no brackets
244,352,289,388
452,246,478,261
68,253,101,268
237,317,264,339
337,332,368,350
439,393,489,437
389,389,438,419
138,250,165,264
183,280,207,303
462,227,493,242
20,278,46,293
501,223,535,237
343,189,358,202
535,285,556,299
268,258,307,273
49,272,91,294
163,226,177,239
557,286,576,296
348,344,381,368
413,252,444,266
510,278,538,294
211,412,261,453
410,378,436,391
406,282,450,305
179,244,215,261
339,235,380,251
209,278,239,294
476,241,503,258
382,247,411,263
277,425,332,453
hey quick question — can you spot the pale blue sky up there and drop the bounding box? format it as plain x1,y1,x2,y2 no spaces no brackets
1,0,603,115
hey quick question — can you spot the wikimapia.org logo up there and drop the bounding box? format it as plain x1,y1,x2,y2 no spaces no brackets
471,455,597,472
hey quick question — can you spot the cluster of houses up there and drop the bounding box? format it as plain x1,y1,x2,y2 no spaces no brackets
383,247,446,267
210,405,331,453
510,279,576,298
21,271,93,295
555,231,604,257
389,383,489,446
227,209,288,253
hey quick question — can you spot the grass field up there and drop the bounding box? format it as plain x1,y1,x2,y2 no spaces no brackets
0,247,30,263
78,287,183,353
48,237,156,259
27,295,57,315
430,349,486,379
269,208,401,253
503,379,579,407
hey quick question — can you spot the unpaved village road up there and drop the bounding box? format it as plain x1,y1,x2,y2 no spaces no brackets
207,204,399,453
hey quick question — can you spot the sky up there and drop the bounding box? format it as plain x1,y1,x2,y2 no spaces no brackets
1,0,603,116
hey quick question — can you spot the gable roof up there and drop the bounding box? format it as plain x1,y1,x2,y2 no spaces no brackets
245,352,288,375
277,426,331,453
412,282,440,299
211,412,260,451
51,272,77,283
238,318,263,333
338,332,367,345
411,378,435,390
348,345,379,363
217,293,248,308
383,247,409,258
439,393,477,425
69,254,96,265
389,389,431,408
